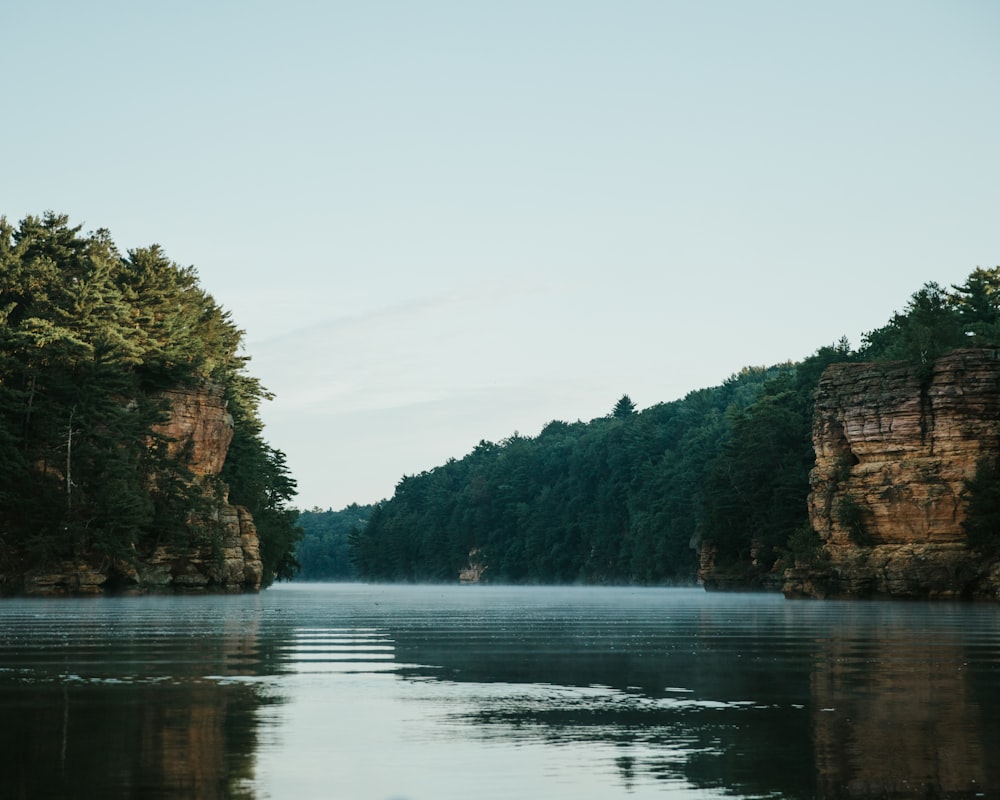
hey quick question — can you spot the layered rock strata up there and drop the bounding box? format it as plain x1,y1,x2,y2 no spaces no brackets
156,383,236,476
784,348,1000,599
20,383,262,596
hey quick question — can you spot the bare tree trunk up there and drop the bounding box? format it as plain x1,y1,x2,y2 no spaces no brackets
66,407,75,512
22,373,36,444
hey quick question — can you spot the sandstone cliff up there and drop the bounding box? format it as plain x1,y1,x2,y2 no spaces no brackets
20,383,263,596
156,384,236,477
784,348,1000,599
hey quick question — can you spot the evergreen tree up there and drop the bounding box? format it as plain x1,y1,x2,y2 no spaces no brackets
295,504,373,581
0,213,299,585
861,282,965,370
952,267,1000,345
351,371,788,585
962,457,1000,556
349,265,1000,588
612,394,636,418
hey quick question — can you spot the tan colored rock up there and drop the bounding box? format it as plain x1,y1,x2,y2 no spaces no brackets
130,500,263,593
153,382,234,477
14,382,265,596
24,562,108,596
786,348,1000,599
236,507,264,589
206,503,263,591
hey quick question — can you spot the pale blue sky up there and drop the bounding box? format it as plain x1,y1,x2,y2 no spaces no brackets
4,1,999,509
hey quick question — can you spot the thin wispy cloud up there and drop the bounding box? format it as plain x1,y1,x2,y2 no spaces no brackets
3,1,997,507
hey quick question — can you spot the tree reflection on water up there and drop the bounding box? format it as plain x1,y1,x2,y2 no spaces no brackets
2,588,999,799
0,599,281,800
382,594,1000,799
0,680,262,800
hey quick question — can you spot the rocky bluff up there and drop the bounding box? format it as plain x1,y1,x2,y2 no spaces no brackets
785,348,1000,600
21,383,263,596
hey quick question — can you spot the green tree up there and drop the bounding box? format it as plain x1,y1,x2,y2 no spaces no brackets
350,369,791,585
612,394,636,418
861,282,965,372
962,457,1000,556
701,378,814,574
295,504,374,581
0,212,299,585
221,374,301,586
951,267,1000,345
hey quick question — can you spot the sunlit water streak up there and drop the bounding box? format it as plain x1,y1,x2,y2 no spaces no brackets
1,584,999,799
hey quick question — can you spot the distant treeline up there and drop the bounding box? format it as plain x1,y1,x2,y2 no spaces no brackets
295,504,373,581
347,363,818,585
310,268,1000,586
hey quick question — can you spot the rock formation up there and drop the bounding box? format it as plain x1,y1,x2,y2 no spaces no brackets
784,348,1000,599
156,384,236,477
20,383,263,596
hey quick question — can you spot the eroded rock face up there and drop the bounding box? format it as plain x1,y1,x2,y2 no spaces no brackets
133,504,263,593
785,348,1000,599
153,382,234,477
19,383,263,596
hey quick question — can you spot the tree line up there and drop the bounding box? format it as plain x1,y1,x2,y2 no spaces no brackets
0,213,299,586
334,268,1000,586
295,504,372,581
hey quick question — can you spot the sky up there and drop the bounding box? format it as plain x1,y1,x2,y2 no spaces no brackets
3,1,999,510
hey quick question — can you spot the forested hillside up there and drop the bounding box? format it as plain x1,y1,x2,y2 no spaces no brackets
295,504,373,581
348,361,827,585
349,268,1000,586
0,213,299,587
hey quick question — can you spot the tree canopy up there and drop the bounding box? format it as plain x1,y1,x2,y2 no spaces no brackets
349,365,794,584
347,266,1000,586
294,504,374,581
0,212,299,586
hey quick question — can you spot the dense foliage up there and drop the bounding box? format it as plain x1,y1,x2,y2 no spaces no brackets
0,213,299,586
294,504,374,581
962,456,1000,557
350,268,1000,585
352,372,790,584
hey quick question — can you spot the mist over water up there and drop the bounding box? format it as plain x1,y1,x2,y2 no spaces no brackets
1,584,999,799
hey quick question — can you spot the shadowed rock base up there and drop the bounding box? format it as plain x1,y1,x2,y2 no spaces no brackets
7,383,263,596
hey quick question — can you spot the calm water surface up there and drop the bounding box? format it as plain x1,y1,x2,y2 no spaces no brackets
1,584,999,799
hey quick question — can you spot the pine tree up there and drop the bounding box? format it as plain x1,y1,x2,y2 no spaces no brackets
0,213,300,581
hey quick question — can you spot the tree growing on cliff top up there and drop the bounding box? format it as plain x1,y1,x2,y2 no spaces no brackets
0,212,299,586
861,269,1000,367
860,282,965,372
952,267,1000,346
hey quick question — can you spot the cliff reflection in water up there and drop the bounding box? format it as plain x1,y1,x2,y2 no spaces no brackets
378,593,1000,799
0,681,260,799
810,613,1000,798
0,599,279,800
3,587,1000,799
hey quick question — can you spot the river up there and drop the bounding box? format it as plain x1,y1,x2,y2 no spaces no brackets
1,584,998,799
